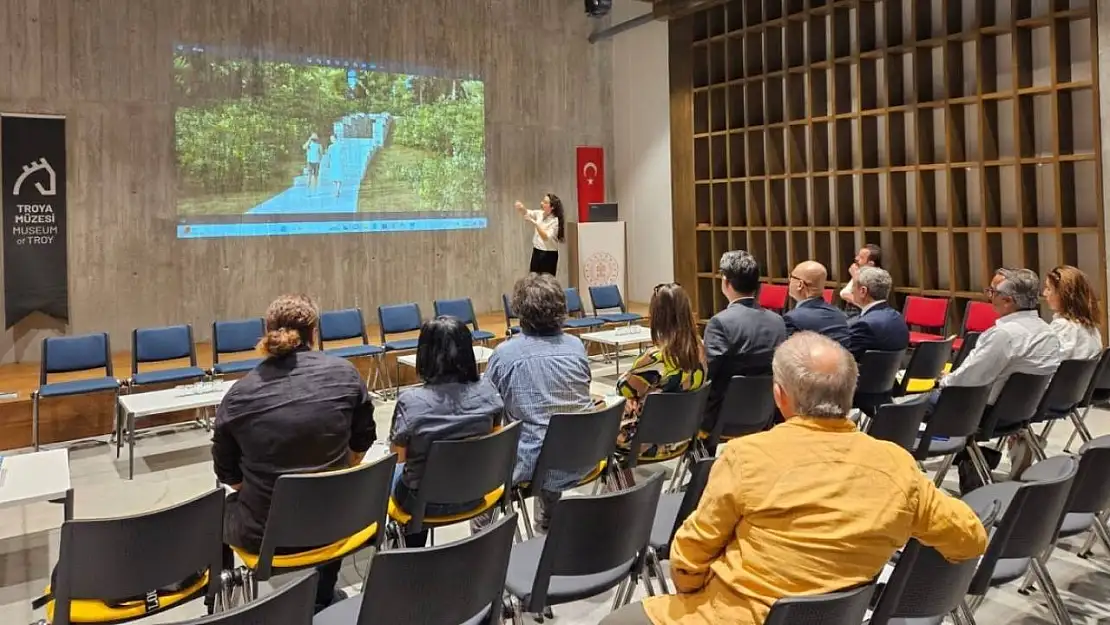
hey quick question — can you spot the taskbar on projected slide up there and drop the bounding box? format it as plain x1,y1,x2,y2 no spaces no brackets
177,217,488,238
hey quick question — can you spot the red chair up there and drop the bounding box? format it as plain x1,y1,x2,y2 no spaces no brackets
822,289,834,305
758,284,789,313
953,301,999,351
903,296,949,346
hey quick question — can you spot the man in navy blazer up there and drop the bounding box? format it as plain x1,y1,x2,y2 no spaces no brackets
846,266,910,360
784,261,849,347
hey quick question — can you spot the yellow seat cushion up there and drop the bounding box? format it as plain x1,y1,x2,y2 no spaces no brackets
516,459,609,494
943,362,953,374
231,523,378,571
388,486,505,526
904,378,938,394
44,573,208,624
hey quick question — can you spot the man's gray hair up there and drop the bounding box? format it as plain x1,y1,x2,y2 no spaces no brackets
772,332,858,418
857,266,892,300
995,267,1041,310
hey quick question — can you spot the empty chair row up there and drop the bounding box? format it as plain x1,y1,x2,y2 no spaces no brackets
502,284,643,335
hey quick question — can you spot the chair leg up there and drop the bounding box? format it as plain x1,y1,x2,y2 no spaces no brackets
640,565,657,597
516,491,535,540
510,596,525,625
667,452,689,493
1038,420,1056,444
932,453,956,486
32,393,40,452
650,548,671,595
967,444,994,485
1078,511,1110,559
1019,546,1054,595
1066,407,1094,451
1023,427,1048,462
611,579,630,611
959,600,979,625
1030,558,1074,625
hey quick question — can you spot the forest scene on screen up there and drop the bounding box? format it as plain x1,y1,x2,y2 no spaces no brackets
173,53,485,217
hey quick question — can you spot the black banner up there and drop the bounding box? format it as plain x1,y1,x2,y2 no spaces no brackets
1,114,68,328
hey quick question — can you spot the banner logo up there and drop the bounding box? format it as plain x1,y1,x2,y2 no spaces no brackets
13,158,58,196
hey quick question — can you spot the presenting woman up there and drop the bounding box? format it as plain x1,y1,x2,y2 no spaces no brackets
515,194,566,275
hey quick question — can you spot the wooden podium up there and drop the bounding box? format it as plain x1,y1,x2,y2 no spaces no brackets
567,221,628,313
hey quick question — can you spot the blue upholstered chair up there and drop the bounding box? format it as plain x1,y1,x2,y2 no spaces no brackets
433,298,495,343
588,285,643,324
211,318,265,375
319,308,386,390
563,288,605,330
33,333,121,450
502,293,520,336
130,325,207,387
378,304,423,352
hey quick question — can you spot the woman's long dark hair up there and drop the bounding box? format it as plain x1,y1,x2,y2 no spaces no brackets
547,193,566,243
649,284,703,372
415,316,480,385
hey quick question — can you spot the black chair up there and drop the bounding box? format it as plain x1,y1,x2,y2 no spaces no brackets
964,372,1055,485
699,375,775,455
386,422,520,545
503,472,664,619
229,454,396,594
866,397,929,453
1064,348,1110,452
513,401,623,539
1024,358,1103,460
645,457,716,595
894,338,954,396
43,489,224,625
913,383,993,485
962,455,1079,625
176,571,316,625
854,349,906,418
950,331,981,371
763,583,875,625
315,514,518,625
869,501,1001,625
619,386,710,490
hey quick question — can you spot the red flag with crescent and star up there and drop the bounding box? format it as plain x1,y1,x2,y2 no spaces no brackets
576,146,605,222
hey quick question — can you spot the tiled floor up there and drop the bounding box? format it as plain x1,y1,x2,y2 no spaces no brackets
3,358,1110,624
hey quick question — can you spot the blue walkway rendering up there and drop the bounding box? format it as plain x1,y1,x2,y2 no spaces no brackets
247,113,390,215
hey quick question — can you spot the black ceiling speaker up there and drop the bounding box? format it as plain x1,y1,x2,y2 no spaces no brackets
586,0,612,17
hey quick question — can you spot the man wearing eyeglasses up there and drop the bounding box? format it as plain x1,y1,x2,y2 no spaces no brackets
784,261,849,347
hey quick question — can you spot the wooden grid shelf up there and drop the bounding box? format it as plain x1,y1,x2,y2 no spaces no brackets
675,0,1105,335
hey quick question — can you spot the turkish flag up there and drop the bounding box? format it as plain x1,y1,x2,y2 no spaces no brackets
576,146,605,222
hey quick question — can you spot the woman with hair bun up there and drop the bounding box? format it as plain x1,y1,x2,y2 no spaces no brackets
213,293,376,613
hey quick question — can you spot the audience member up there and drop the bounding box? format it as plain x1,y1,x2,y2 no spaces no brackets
840,243,882,308
845,266,909,359
213,294,374,613
941,268,1061,492
702,251,786,433
602,333,987,625
473,273,594,533
388,316,503,547
615,283,707,458
784,260,849,346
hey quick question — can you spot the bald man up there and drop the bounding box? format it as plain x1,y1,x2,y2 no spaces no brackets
783,261,849,347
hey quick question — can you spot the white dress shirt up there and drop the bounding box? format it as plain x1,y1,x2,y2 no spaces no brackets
941,310,1062,403
527,210,560,252
1050,315,1102,360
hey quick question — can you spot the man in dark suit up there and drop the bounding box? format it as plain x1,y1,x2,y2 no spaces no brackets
784,260,849,347
702,250,787,433
845,266,910,359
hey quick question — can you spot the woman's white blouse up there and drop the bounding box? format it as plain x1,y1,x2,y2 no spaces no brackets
1050,315,1103,360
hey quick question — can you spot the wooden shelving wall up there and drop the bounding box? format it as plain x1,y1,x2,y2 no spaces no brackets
674,0,1105,333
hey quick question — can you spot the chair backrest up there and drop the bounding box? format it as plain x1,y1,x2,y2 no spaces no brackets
256,454,397,579
356,513,517,625
979,372,1055,437
41,333,114,384
174,570,316,625
319,308,369,345
52,489,225,625
822,288,834,304
763,583,876,625
896,338,954,395
664,457,717,551
626,386,710,468
378,303,423,341
502,293,518,332
856,349,905,395
963,300,999,334
434,298,481,330
588,284,626,313
968,455,1079,595
1066,435,1110,514
1036,357,1101,417
903,296,948,332
1078,348,1110,408
132,325,197,371
212,318,264,362
564,287,587,316
531,401,624,494
525,472,664,612
951,331,980,371
712,375,775,443
867,397,929,452
915,383,993,459
406,423,521,532
758,283,789,313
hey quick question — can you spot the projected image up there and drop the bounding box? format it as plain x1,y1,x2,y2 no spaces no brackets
173,46,486,238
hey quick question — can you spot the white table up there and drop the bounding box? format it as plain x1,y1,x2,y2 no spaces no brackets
0,449,73,520
394,345,495,395
579,326,653,374
117,380,237,480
